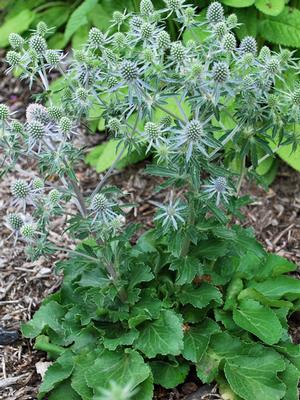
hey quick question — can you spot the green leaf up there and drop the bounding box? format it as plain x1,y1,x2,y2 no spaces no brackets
221,0,255,7
277,143,300,171
255,253,297,280
34,6,70,31
128,291,162,328
103,329,139,351
249,276,300,299
279,361,300,400
255,0,285,16
183,9,209,44
233,299,283,345
134,310,184,358
38,351,74,400
170,256,203,285
180,283,223,309
85,348,151,391
64,0,98,41
72,351,98,400
132,375,154,400
224,353,286,400
128,263,154,289
183,318,220,362
48,380,81,400
234,8,258,39
150,360,190,389
21,301,65,338
196,352,220,383
259,7,300,48
0,9,35,47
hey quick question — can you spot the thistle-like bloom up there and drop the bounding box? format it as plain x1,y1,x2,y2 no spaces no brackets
141,122,167,152
11,179,31,210
203,176,232,206
89,193,118,224
153,194,186,230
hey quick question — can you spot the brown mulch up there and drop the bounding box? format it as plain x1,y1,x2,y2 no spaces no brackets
0,54,300,399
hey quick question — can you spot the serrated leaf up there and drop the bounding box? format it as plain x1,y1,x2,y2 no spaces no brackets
279,360,300,400
170,256,203,285
134,310,183,358
196,352,220,383
183,318,220,362
233,299,283,345
249,276,300,299
85,348,150,391
224,353,286,400
180,283,223,309
48,380,81,400
103,329,139,351
150,360,190,389
259,7,300,48
64,0,97,41
38,351,74,400
128,263,154,289
255,0,285,16
128,292,162,328
132,375,154,400
255,253,297,280
72,351,98,400
0,9,35,47
21,301,65,338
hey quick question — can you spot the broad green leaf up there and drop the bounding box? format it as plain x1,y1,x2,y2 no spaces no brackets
0,9,35,47
259,7,300,47
128,263,154,289
277,143,300,171
255,0,285,16
170,256,203,285
72,24,89,49
249,276,300,299
85,348,150,391
128,292,162,328
134,310,184,358
103,329,139,351
224,353,286,400
38,351,74,400
64,0,98,41
21,301,65,338
132,375,154,400
235,8,258,39
233,299,283,344
183,318,220,362
196,352,220,383
150,360,190,389
255,253,297,280
279,361,300,400
222,0,255,6
238,288,293,309
34,6,70,31
183,9,209,44
72,351,98,400
180,283,223,309
48,380,81,400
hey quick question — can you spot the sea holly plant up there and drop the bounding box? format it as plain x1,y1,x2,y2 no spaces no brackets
2,1,300,399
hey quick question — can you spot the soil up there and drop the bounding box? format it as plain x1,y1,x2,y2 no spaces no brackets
0,53,300,400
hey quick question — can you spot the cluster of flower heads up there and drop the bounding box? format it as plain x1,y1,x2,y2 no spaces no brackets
2,0,300,249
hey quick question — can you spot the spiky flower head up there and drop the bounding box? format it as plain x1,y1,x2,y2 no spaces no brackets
203,176,230,206
91,193,109,213
107,117,122,133
36,21,48,36
259,46,271,61
241,52,254,67
268,94,278,108
142,48,153,63
11,180,30,199
291,89,300,107
76,87,89,103
239,36,257,55
48,106,63,122
27,120,45,140
89,27,105,48
120,60,139,82
157,30,171,50
140,22,153,40
45,50,60,66
113,32,126,49
214,22,227,39
112,10,126,26
20,223,36,240
184,6,195,19
6,50,21,67
190,62,203,78
8,33,24,50
59,117,72,135
171,42,185,63
212,61,230,83
186,120,203,142
266,57,280,75
26,104,49,124
10,120,24,134
48,189,60,205
0,104,10,121
279,48,292,65
7,213,23,231
145,122,161,139
160,115,173,128
227,13,238,29
32,177,44,191
130,16,143,32
29,34,47,54
107,76,119,89
140,0,154,15
222,33,236,52
165,0,182,12
207,2,224,24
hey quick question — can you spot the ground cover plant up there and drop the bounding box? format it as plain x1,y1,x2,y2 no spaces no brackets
2,1,300,399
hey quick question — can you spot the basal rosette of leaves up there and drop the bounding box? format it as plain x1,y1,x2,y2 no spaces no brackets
2,1,300,399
